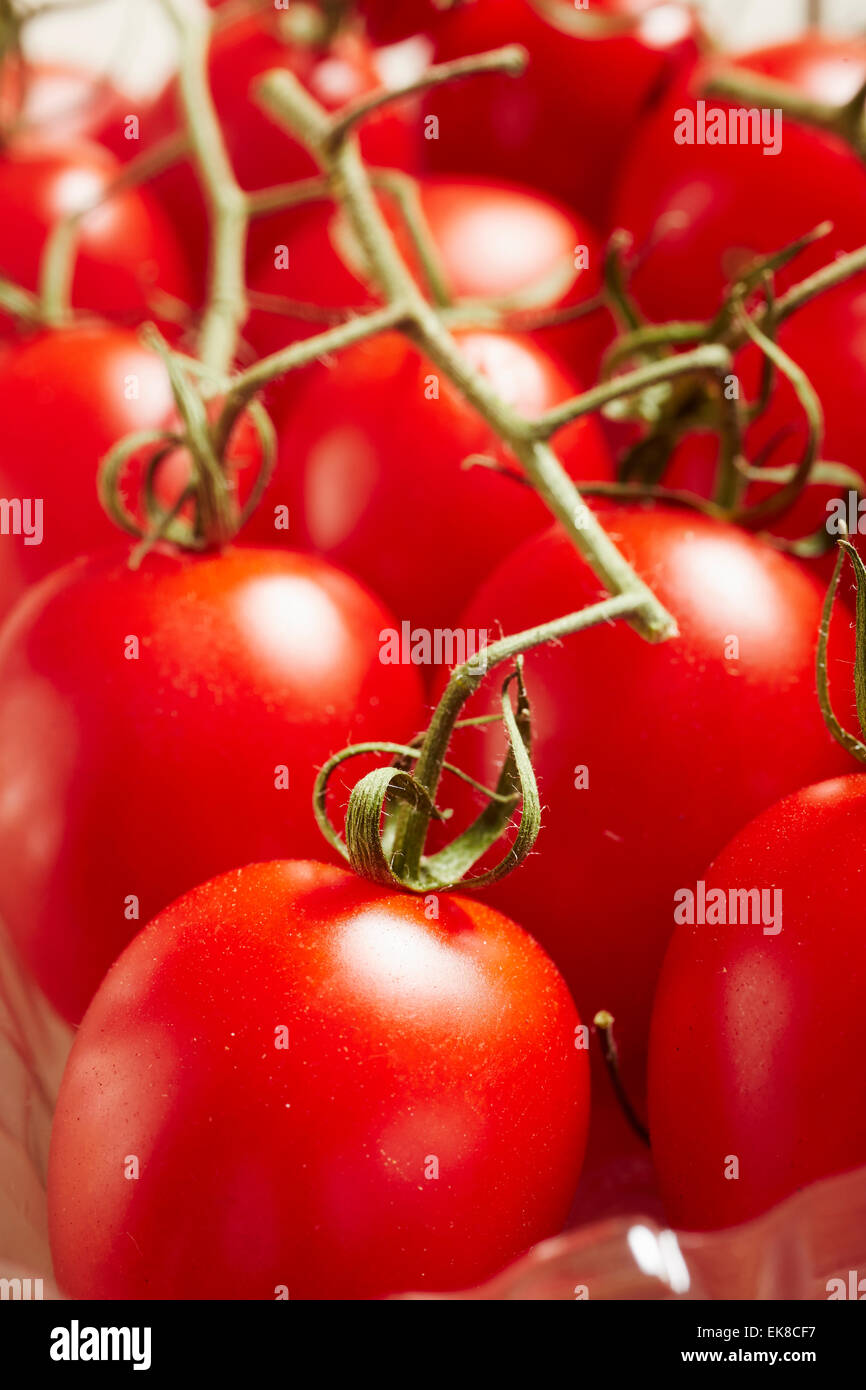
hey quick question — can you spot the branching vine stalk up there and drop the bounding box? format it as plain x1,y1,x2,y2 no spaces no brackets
30,0,865,893
251,57,679,646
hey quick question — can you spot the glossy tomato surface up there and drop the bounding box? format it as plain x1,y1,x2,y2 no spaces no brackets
0,548,423,1023
48,859,589,1299
611,38,866,322
424,0,700,224
437,506,853,1146
649,775,866,1231
0,326,175,614
273,329,612,634
248,176,607,385
0,137,191,327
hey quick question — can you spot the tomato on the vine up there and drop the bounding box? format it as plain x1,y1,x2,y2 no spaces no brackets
48,858,589,1299
611,38,866,323
437,504,853,1160
0,137,192,329
424,0,701,225
137,11,416,299
248,176,608,385
0,547,424,1024
649,775,866,1231
269,328,612,635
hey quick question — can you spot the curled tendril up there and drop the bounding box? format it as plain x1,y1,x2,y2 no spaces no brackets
236,397,278,529
730,303,824,525
97,428,194,547
97,343,280,561
816,536,866,767
312,665,542,894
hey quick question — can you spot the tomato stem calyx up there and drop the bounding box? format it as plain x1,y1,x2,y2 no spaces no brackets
314,596,640,895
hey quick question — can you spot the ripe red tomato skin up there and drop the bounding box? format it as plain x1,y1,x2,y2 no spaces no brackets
275,328,613,636
424,0,700,224
48,859,589,1300
0,548,424,1025
648,775,866,1232
0,326,177,615
612,39,866,323
436,506,853,1140
0,137,191,327
357,0,439,43
247,177,608,390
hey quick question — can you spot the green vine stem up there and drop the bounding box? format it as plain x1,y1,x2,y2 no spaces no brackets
327,44,528,146
159,0,248,375
253,59,679,645
527,343,732,438
0,274,42,324
211,301,409,456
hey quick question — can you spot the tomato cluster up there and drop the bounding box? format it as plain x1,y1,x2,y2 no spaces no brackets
0,0,864,1302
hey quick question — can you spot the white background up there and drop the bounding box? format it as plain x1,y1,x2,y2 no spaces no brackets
19,0,866,100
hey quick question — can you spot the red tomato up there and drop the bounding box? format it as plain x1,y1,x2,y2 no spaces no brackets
649,775,866,1230
0,61,131,144
357,0,439,44
0,548,423,1024
248,177,607,385
47,859,589,1299
735,32,866,104
424,0,700,225
141,12,416,299
0,137,192,329
0,326,176,613
611,38,866,322
269,329,613,634
437,505,853,1156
